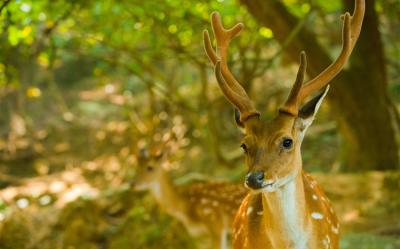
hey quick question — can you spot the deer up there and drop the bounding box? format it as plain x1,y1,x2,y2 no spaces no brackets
131,134,247,249
203,0,364,248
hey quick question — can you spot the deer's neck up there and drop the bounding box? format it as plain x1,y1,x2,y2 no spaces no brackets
150,172,187,216
149,172,204,235
261,172,310,249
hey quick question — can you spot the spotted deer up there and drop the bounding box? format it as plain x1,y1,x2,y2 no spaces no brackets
203,1,364,248
132,135,247,249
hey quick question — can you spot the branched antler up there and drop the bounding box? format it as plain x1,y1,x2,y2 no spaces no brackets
281,0,365,115
204,0,364,118
204,12,260,122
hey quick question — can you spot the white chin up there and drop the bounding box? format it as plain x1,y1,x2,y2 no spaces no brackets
133,184,148,191
261,184,277,193
246,183,277,194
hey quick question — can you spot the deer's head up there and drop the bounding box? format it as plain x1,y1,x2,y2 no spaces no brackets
203,1,363,192
132,133,178,191
133,145,165,191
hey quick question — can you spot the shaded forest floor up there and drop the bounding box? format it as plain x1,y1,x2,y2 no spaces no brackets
0,163,399,249
1,0,400,247
0,85,399,249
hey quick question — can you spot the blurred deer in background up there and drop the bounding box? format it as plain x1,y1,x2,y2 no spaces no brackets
203,0,364,248
132,131,247,249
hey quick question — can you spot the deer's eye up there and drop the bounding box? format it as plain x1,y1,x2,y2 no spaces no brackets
146,166,154,172
281,138,293,149
154,152,163,159
240,143,248,154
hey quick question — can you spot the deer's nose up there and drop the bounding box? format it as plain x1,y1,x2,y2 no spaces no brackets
245,171,264,189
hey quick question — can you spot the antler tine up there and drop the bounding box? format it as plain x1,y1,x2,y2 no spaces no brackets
297,0,365,103
215,62,260,121
203,30,218,65
350,0,365,48
279,51,307,116
203,15,243,64
204,11,260,122
204,12,248,97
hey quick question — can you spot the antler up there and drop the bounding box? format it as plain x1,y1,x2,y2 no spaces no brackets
280,51,307,115
281,0,365,115
204,12,260,122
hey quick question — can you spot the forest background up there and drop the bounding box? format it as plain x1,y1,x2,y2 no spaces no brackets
0,0,399,248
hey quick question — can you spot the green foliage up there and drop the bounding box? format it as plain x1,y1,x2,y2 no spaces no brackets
0,0,400,248
380,172,400,214
341,233,400,249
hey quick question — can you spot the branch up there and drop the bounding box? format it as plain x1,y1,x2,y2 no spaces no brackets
240,0,333,79
0,0,11,15
32,5,75,56
253,11,312,78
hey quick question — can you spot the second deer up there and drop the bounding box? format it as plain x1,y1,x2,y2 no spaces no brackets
204,0,364,248
132,134,246,249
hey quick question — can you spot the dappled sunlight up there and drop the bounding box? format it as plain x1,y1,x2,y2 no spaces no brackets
343,210,360,223
79,83,128,106
0,0,400,248
0,168,99,210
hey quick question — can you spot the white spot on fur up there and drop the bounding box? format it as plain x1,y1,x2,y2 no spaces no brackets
236,224,243,235
311,212,324,220
331,225,339,234
257,211,263,216
312,194,318,200
323,235,330,249
244,237,248,247
246,206,253,215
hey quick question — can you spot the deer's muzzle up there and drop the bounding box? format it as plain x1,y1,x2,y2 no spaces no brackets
245,171,264,190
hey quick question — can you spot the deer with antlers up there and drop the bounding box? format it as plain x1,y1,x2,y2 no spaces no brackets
132,132,247,249
204,0,364,248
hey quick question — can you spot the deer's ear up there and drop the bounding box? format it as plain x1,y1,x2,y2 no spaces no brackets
139,148,149,160
295,86,329,134
234,108,245,129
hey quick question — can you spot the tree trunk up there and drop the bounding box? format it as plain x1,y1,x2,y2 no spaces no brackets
239,0,399,170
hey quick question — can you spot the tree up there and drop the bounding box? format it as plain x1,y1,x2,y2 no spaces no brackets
239,0,399,170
